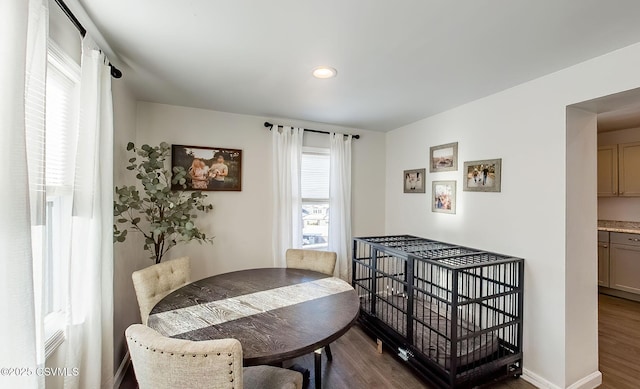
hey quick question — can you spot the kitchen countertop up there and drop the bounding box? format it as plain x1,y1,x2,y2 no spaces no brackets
598,220,640,234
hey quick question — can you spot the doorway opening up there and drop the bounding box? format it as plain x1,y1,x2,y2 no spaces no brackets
571,87,640,387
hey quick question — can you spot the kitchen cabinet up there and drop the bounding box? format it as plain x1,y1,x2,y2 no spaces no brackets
609,232,640,294
619,142,640,197
598,231,609,287
598,142,640,197
598,145,617,197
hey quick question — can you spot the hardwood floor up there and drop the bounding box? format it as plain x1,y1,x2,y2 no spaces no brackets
282,326,533,389
599,294,640,388
119,295,640,388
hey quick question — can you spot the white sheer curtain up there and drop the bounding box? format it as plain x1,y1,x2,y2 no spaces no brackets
328,133,352,280
272,126,304,267
0,0,47,387
64,36,114,389
0,3,113,387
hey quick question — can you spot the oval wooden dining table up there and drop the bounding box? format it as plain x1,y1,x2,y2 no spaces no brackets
147,267,360,389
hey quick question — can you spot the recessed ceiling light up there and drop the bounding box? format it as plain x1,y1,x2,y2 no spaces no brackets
312,66,337,79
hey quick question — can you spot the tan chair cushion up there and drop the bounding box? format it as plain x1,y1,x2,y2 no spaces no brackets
126,324,303,389
285,249,337,276
131,256,191,325
243,365,303,389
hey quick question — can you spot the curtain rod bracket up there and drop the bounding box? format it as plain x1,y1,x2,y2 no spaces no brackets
264,121,360,139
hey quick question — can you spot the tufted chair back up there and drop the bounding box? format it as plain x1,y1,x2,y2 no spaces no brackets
132,256,191,325
285,249,337,276
126,324,303,389
126,324,243,389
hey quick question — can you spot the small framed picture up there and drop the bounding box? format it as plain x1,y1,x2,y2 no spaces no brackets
463,159,502,192
430,142,458,172
403,168,426,193
171,144,242,191
432,180,456,214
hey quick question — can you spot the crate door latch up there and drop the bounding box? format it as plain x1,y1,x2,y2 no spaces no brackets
398,348,413,361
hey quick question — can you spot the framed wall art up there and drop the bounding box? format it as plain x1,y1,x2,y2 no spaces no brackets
462,158,502,192
432,180,456,214
171,144,242,191
404,168,426,193
430,142,458,172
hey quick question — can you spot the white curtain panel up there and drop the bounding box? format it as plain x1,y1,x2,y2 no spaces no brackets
0,0,47,387
328,133,352,280
64,36,114,389
25,1,48,383
272,126,303,267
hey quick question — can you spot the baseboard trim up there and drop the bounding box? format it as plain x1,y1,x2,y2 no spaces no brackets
522,369,603,389
599,287,640,303
522,368,561,389
113,351,131,389
567,371,602,389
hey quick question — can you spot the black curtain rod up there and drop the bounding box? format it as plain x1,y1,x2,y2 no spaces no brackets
264,122,360,140
53,0,123,79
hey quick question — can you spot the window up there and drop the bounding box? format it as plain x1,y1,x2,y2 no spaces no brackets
301,148,330,249
39,41,80,356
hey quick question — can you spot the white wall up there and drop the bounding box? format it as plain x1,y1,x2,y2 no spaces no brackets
385,42,640,388
385,83,569,387
133,101,386,280
565,107,599,387
598,127,640,222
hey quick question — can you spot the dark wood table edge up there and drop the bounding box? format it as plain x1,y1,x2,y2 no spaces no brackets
243,297,360,366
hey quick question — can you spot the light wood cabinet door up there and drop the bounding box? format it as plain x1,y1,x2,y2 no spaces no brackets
610,243,640,294
597,145,618,197
598,241,609,287
619,141,640,197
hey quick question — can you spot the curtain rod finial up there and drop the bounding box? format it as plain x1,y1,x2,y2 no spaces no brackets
264,122,273,129
110,65,122,79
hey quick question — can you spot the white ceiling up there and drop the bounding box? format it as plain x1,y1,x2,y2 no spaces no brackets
73,0,640,132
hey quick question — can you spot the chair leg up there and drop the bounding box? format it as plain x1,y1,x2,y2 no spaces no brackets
324,344,333,362
314,349,322,389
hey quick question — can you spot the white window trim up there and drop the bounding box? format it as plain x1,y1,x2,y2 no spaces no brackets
48,39,80,83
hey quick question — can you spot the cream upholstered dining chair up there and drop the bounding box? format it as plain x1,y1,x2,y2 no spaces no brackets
285,248,338,364
126,324,303,389
131,256,191,325
285,249,337,276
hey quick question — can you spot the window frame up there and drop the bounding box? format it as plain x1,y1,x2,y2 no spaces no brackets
301,147,330,250
42,39,80,358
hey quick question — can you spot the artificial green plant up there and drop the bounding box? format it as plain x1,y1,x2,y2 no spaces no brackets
113,142,213,263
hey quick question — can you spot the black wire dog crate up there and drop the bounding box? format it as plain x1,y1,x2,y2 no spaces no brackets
352,235,524,388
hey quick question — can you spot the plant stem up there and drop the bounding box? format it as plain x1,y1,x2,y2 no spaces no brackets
126,208,152,240
157,233,165,264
